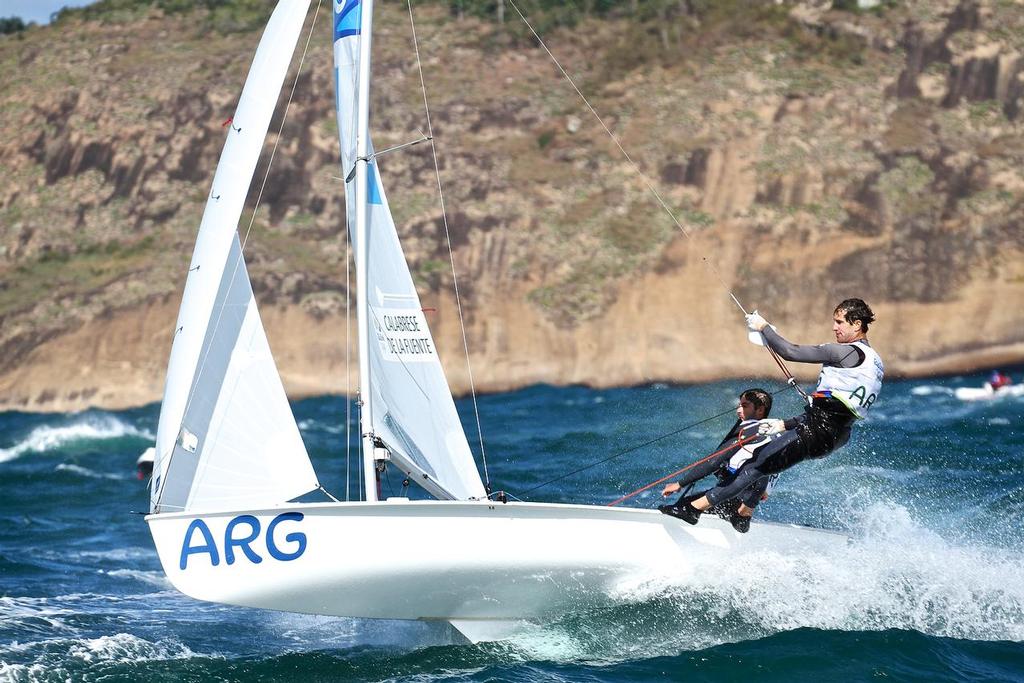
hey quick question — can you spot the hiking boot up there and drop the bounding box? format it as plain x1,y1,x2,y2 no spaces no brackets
658,503,701,525
730,512,751,534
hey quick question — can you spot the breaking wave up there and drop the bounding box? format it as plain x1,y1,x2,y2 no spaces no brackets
0,634,199,683
66,633,197,664
0,415,153,464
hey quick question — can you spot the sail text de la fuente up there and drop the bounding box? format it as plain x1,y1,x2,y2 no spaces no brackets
376,309,435,362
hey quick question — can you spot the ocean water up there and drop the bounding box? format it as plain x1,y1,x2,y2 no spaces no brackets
1,369,1022,682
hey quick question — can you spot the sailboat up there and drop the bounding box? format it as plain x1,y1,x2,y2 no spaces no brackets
145,0,846,643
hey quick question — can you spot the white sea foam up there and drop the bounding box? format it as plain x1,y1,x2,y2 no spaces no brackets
67,633,196,663
73,547,154,562
642,503,1022,643
499,626,589,662
0,662,51,683
297,418,346,434
101,569,172,589
0,596,75,635
827,464,931,485
0,634,202,681
0,415,154,463
910,385,954,396
54,463,126,480
491,500,1024,663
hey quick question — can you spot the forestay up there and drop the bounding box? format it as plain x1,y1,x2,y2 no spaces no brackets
152,0,319,513
332,0,486,501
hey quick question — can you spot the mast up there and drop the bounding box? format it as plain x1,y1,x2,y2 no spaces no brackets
354,0,378,502
332,0,484,503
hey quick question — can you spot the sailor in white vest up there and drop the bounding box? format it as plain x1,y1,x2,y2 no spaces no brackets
660,298,884,528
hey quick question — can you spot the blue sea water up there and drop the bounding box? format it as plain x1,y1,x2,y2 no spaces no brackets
1,370,1022,682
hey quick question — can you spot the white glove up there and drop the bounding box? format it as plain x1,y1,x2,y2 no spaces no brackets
745,311,768,332
757,418,786,435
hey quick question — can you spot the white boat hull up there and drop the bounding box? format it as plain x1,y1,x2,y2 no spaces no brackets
955,384,1024,401
147,501,845,636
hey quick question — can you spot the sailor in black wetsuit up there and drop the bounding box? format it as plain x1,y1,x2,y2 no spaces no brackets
660,388,777,532
661,298,884,529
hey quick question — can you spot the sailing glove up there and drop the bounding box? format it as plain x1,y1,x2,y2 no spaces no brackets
757,419,786,435
745,311,768,332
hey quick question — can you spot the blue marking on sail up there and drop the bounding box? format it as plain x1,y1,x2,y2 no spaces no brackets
368,163,382,205
334,0,361,40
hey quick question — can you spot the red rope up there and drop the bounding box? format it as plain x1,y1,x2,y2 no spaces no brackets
606,434,757,507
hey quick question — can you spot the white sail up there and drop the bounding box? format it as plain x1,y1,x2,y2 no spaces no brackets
152,0,318,513
333,0,486,501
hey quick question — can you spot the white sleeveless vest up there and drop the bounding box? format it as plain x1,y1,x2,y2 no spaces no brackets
815,340,884,418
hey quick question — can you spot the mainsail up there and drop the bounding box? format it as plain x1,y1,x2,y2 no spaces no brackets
333,0,486,501
151,0,319,513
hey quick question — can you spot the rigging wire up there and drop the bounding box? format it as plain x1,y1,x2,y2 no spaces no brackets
764,343,810,401
504,0,747,318
345,178,353,502
407,0,491,488
358,399,365,501
236,0,322,256
519,385,790,498
606,433,758,507
502,1,816,405
156,0,324,509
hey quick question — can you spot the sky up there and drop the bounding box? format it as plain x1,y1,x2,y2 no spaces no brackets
3,0,98,24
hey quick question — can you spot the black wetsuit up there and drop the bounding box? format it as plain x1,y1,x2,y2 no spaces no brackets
671,420,771,514
714,422,778,510
701,328,864,508
704,396,854,506
672,419,756,489
735,466,776,510
670,419,754,498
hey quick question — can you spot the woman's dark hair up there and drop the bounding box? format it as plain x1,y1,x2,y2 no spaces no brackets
740,388,772,416
835,298,875,333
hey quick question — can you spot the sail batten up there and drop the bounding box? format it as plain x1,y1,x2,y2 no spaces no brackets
333,0,486,501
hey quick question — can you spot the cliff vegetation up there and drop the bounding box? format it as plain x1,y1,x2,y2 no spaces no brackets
1,0,1022,410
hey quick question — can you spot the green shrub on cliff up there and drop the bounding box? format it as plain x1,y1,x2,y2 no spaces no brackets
55,0,274,34
877,156,938,221
0,17,27,35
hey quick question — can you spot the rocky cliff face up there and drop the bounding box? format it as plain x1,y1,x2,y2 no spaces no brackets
1,0,1022,412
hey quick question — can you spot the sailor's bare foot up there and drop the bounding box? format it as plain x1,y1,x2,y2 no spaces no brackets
691,495,711,511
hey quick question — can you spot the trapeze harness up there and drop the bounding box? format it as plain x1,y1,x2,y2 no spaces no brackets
703,339,884,507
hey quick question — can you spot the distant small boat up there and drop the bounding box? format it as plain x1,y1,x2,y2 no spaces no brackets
954,384,1024,401
136,446,155,480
